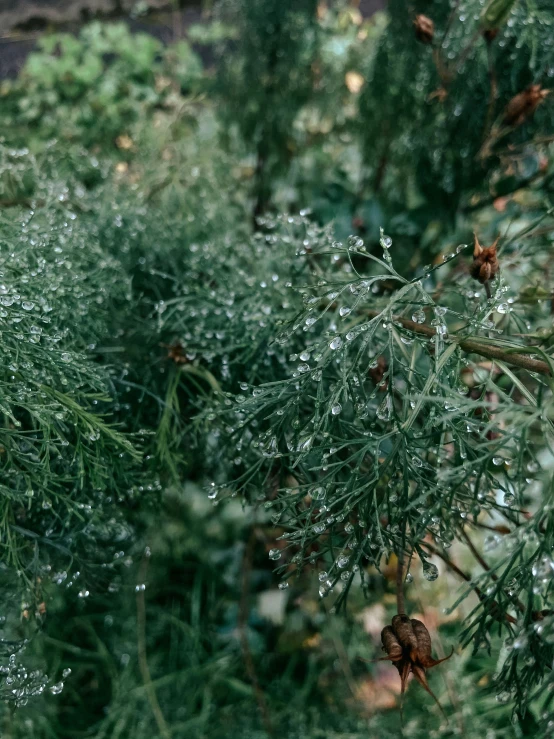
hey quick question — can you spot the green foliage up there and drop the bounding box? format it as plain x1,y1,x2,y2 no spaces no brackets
359,0,554,216
214,0,320,214
0,22,203,149
0,3,553,737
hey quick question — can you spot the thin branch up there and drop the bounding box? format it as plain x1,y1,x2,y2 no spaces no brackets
366,310,552,376
460,527,494,575
460,527,527,616
396,552,406,615
420,541,517,625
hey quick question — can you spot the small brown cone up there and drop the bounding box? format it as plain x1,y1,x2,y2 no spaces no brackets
502,84,550,127
414,15,434,45
470,233,500,284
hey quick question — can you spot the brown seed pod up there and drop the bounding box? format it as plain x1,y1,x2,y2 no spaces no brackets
381,625,403,661
376,613,453,713
411,618,454,668
502,84,550,128
391,614,419,656
470,233,499,284
414,15,434,45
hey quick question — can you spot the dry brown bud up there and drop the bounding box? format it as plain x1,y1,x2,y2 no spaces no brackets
414,15,434,45
391,614,418,655
378,613,453,709
162,341,189,364
381,625,403,661
483,28,499,44
429,87,448,103
502,84,550,128
470,233,500,284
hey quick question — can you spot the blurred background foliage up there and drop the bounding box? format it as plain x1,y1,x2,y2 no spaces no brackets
0,1,552,737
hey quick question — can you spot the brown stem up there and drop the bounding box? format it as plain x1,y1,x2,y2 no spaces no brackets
484,280,492,300
366,310,552,376
136,554,171,739
460,528,494,575
483,43,498,140
239,530,274,738
420,541,517,625
396,552,406,615
461,528,527,616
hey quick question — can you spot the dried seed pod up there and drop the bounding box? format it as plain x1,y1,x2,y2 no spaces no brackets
414,15,434,45
411,619,454,668
470,233,499,284
392,614,419,655
376,613,453,713
502,84,550,128
381,625,403,661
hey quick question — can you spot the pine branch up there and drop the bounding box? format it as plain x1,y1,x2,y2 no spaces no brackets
366,310,552,375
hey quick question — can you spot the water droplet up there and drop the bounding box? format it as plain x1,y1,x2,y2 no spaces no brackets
331,403,342,416
484,534,501,552
269,548,282,561
329,336,342,350
339,307,351,317
337,554,349,569
412,309,426,324
423,562,439,581
311,486,326,500
376,395,392,421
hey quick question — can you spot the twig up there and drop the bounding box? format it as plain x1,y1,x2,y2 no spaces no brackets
238,529,274,738
396,551,406,615
460,528,526,616
420,541,517,625
136,553,171,739
366,310,552,375
460,528,494,575
483,41,498,140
